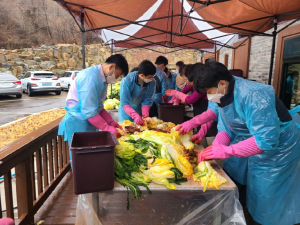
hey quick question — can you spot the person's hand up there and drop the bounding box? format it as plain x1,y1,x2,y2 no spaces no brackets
110,121,122,129
105,125,121,138
168,96,177,103
191,133,203,144
162,95,169,103
113,129,122,138
165,89,177,96
176,121,194,134
141,105,150,118
197,145,233,163
132,113,144,125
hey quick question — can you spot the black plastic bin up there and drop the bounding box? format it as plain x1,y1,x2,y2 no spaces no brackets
70,131,119,195
158,103,185,125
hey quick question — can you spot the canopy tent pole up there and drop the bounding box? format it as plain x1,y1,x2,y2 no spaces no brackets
214,41,217,61
110,39,113,99
268,17,278,85
81,8,86,69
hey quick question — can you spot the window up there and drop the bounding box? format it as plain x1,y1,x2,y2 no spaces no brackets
205,57,215,64
25,72,31,78
280,63,300,110
62,72,72,77
33,73,56,78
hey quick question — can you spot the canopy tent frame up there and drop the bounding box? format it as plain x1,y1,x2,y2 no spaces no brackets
54,0,300,85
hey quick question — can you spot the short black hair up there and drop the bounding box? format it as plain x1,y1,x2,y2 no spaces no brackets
155,56,168,66
105,54,129,76
194,62,232,92
130,67,138,73
186,63,204,82
164,67,169,73
179,64,185,73
138,60,156,76
176,61,184,67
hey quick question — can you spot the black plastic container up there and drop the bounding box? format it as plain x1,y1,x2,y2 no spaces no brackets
158,103,185,125
70,131,119,195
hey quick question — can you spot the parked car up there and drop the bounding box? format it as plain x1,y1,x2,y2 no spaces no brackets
21,71,61,97
59,71,79,91
0,73,22,98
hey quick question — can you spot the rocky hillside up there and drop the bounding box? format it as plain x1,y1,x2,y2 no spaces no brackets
0,44,201,78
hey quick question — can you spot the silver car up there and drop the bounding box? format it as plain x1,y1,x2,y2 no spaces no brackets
21,71,61,97
0,73,22,98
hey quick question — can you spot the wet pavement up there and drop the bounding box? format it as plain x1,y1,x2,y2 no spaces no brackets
0,90,68,126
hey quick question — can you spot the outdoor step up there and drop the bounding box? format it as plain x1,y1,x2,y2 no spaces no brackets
41,217,76,225
51,202,77,210
46,209,76,217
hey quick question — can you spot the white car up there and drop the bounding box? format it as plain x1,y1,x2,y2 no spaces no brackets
21,71,61,97
59,71,79,91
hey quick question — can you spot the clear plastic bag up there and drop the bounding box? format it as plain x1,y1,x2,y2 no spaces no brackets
75,187,246,225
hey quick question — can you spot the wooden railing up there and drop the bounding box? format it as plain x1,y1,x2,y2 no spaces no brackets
0,118,70,224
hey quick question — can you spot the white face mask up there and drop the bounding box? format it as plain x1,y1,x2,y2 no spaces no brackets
106,67,117,84
207,83,225,104
143,78,153,83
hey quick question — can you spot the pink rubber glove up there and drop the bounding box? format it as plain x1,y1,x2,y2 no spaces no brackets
176,109,217,134
0,218,15,225
165,90,187,102
88,113,120,138
212,131,231,146
168,96,177,103
191,120,215,144
100,109,122,129
168,96,181,105
123,105,144,125
198,137,263,163
162,95,169,103
173,97,181,105
142,105,150,118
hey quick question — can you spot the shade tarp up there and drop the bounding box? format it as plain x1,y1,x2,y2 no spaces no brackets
189,0,300,34
54,0,300,52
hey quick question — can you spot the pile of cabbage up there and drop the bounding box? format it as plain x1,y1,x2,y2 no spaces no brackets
104,98,120,110
114,119,227,209
107,82,121,100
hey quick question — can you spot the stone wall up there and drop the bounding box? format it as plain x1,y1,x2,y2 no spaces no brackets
0,44,201,78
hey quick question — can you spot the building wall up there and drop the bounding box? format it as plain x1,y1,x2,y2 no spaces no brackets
208,20,300,85
247,20,300,84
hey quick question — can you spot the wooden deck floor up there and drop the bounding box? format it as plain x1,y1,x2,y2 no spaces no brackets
35,171,77,225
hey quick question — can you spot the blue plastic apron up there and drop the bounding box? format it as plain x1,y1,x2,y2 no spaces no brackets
119,86,148,122
247,121,300,225
58,104,97,167
219,102,249,185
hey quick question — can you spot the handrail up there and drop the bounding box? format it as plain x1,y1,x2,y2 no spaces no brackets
0,117,71,224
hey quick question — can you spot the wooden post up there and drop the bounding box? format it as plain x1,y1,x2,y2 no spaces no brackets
15,158,33,220
58,136,63,171
4,171,14,219
42,145,49,189
224,54,229,68
36,149,43,194
53,138,58,176
30,154,36,201
48,141,54,182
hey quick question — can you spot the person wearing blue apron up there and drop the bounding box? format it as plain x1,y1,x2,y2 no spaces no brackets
119,60,156,124
175,61,185,91
196,62,300,225
58,54,129,167
164,67,178,102
149,56,169,117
